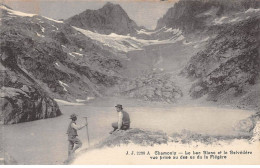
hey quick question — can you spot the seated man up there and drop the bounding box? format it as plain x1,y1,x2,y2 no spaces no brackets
110,104,130,134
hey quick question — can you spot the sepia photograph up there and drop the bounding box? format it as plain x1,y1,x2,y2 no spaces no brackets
0,0,260,165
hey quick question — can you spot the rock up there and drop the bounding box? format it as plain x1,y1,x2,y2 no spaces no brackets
0,85,61,124
234,118,255,133
233,112,260,133
250,121,260,142
0,58,61,124
20,85,30,92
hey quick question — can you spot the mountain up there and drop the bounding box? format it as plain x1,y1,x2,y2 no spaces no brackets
1,0,260,124
0,5,125,124
65,2,139,35
164,0,260,110
156,0,260,33
0,4,185,124
182,15,260,110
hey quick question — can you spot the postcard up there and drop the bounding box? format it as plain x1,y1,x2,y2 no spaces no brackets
0,0,259,165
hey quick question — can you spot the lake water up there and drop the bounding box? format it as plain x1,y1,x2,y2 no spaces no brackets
2,99,254,164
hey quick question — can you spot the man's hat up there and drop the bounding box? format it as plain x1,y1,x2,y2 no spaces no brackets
115,104,122,108
70,113,78,119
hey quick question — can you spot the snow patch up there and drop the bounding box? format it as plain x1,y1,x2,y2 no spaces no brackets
201,36,209,42
136,29,154,35
76,97,95,102
59,80,69,92
74,26,185,52
41,26,45,33
245,8,260,13
54,99,84,106
213,16,228,25
1,5,36,17
87,97,95,101
68,53,76,58
74,27,143,52
42,16,63,23
68,52,83,57
36,32,45,38
76,99,86,102
72,52,83,57
51,25,59,30
55,62,60,67
136,26,174,35
230,17,240,22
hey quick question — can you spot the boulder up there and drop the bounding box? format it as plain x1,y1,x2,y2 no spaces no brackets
233,112,260,133
0,85,61,124
250,121,260,142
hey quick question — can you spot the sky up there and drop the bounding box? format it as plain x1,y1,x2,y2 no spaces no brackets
3,0,177,29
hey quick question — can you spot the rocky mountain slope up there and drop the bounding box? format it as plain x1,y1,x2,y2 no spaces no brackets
0,5,124,100
113,72,182,103
182,15,260,110
156,0,260,111
0,5,126,124
156,0,260,33
66,2,139,35
0,44,61,124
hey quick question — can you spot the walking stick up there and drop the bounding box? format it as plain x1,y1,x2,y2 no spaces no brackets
83,117,90,147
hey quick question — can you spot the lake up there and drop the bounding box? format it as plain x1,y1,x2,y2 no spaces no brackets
2,98,254,164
